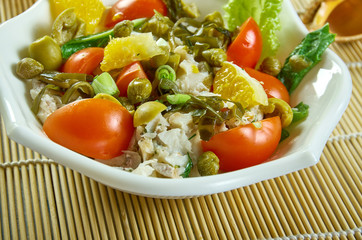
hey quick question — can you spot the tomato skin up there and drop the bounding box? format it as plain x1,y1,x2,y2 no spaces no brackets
62,47,104,75
43,98,134,160
201,116,282,172
116,61,148,96
244,67,290,104
226,17,262,69
105,0,167,28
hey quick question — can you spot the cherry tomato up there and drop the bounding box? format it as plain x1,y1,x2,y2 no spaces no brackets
116,61,148,96
43,98,134,160
226,17,262,69
244,67,290,104
105,0,167,28
62,47,104,75
201,116,282,172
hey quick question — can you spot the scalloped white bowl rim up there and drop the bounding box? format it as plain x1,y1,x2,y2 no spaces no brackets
0,0,352,198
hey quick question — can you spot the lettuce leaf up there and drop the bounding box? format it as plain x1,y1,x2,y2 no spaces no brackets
223,0,283,62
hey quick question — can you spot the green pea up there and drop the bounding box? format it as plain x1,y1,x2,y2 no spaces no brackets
197,151,220,176
127,78,152,104
16,58,44,79
29,36,62,70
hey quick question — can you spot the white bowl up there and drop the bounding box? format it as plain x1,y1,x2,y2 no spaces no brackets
0,0,351,198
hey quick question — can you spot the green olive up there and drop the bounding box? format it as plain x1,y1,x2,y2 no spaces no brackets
16,58,44,79
29,36,62,70
51,8,85,45
197,151,220,176
259,56,282,76
113,20,134,38
133,101,167,127
127,78,152,104
262,98,293,128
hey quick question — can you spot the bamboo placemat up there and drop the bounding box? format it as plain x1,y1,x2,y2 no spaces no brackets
1,0,361,239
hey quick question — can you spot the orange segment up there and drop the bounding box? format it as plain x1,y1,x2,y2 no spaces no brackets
213,62,268,108
51,0,105,34
100,33,164,72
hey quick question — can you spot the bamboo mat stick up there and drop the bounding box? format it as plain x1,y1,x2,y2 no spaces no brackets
183,198,203,239
106,187,126,240
218,192,243,239
0,0,361,239
190,197,212,239
116,191,134,239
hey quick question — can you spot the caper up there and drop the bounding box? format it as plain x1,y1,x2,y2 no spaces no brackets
197,151,220,176
16,58,44,79
288,55,312,72
259,56,282,76
29,36,62,70
127,78,152,104
202,48,227,67
113,20,134,38
51,8,85,46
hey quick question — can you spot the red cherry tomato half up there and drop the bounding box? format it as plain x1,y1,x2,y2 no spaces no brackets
62,47,104,75
244,67,290,104
201,116,282,172
226,17,262,69
43,98,134,160
105,0,168,28
116,61,148,96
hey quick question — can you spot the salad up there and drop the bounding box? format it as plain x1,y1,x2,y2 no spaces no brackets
15,0,335,178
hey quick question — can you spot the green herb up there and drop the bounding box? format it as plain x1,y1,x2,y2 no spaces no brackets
278,24,335,93
180,153,193,178
292,102,309,123
91,72,120,97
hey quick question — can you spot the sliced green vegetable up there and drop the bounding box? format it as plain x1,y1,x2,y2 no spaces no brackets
91,72,120,97
62,81,94,104
278,24,335,93
61,29,113,59
167,94,191,105
31,84,62,114
223,0,283,61
61,18,146,59
292,102,309,123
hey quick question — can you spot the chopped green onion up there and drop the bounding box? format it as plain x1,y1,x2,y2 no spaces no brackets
167,94,191,105
91,72,120,97
155,65,176,90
